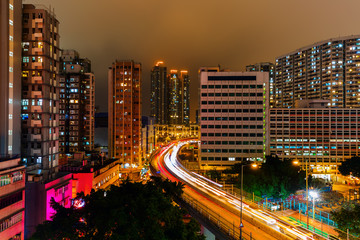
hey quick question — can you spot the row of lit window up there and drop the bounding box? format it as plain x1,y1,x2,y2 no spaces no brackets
201,149,263,153
201,92,263,97
201,132,262,137
202,116,262,121
202,141,263,145
201,84,263,89
201,100,263,105
201,108,263,113
202,125,263,129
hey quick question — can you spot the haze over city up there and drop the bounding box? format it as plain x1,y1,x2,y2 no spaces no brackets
25,0,360,119
2,0,360,239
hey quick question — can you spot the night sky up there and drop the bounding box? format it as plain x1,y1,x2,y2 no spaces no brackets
24,0,360,121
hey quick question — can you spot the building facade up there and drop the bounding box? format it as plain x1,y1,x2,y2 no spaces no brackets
108,60,141,167
0,1,25,239
141,116,155,161
270,101,360,174
25,172,72,238
0,0,22,159
154,124,199,144
59,50,95,156
199,70,269,167
246,62,275,107
150,61,190,125
181,70,190,125
21,4,60,172
275,35,360,108
167,70,190,125
150,61,168,124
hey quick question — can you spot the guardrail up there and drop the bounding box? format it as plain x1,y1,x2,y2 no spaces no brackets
180,192,256,240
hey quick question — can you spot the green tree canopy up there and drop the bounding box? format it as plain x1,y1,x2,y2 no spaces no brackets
30,177,204,240
338,156,360,178
332,203,360,237
226,155,306,199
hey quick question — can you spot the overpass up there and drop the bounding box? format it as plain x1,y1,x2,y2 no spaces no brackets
151,139,327,240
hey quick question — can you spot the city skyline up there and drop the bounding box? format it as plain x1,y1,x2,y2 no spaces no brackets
26,0,360,121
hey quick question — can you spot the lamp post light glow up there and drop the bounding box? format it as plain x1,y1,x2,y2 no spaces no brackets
309,190,319,220
240,162,258,240
293,159,310,229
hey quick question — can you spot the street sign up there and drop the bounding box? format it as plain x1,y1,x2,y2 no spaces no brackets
240,222,244,228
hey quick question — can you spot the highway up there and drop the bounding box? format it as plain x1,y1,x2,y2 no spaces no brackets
151,139,327,240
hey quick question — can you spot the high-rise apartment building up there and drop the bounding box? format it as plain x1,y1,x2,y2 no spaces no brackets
246,62,275,107
181,70,190,125
150,61,190,125
150,61,167,124
59,50,95,156
168,70,181,125
275,35,360,108
0,1,26,239
270,100,360,176
21,4,60,172
0,0,22,158
108,60,141,167
168,69,190,125
199,70,269,167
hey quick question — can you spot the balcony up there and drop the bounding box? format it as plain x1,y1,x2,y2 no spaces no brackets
30,105,42,113
32,48,43,55
31,33,43,41
31,149,42,156
32,62,43,69
31,134,41,141
31,119,42,127
31,91,42,98
31,76,43,84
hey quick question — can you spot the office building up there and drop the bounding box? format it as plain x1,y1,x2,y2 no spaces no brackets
59,49,95,155
0,1,25,239
199,70,269,167
150,61,168,124
270,100,360,176
21,4,60,172
275,35,360,108
108,60,141,167
246,62,275,107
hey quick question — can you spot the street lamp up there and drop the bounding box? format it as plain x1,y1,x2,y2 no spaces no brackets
293,159,310,229
309,190,318,220
240,162,258,240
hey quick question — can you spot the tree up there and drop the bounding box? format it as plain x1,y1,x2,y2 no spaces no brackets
226,156,306,199
332,203,360,237
30,177,204,240
338,156,360,178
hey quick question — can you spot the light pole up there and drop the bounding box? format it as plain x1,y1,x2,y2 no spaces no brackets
293,159,310,229
309,190,318,220
240,162,257,240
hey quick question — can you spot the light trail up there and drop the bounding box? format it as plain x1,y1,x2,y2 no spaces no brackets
154,139,325,240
